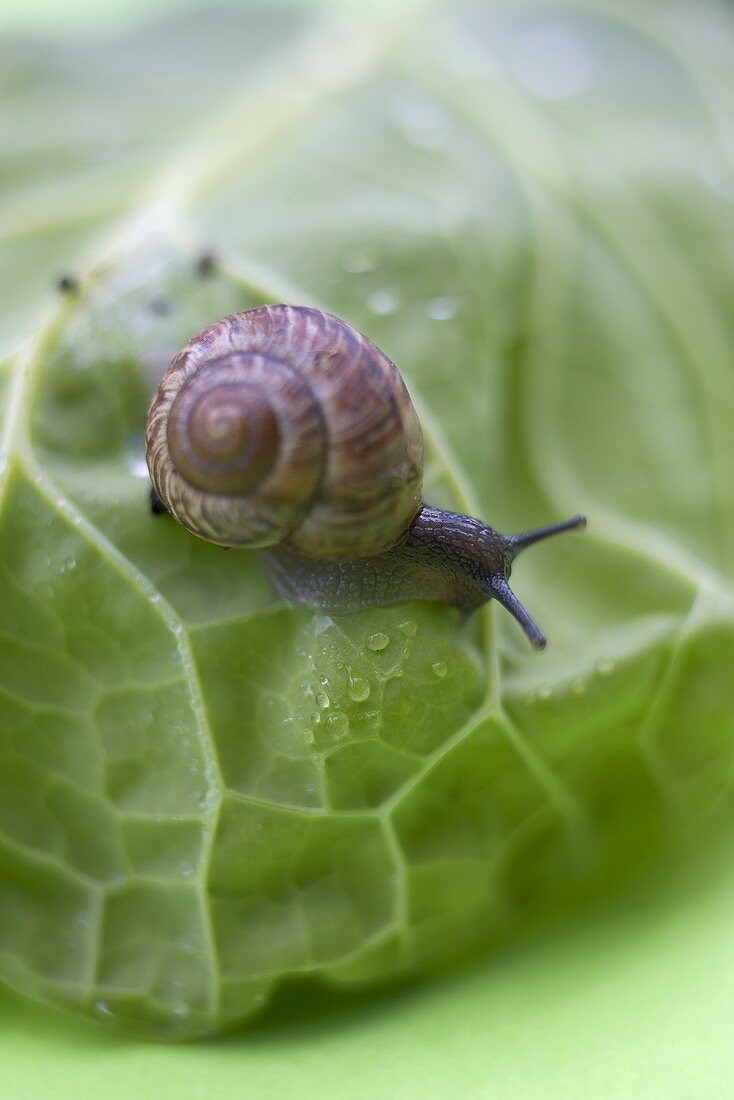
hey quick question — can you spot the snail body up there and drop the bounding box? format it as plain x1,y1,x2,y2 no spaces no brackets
146,305,585,649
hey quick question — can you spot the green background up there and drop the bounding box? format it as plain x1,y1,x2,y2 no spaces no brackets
3,0,734,1093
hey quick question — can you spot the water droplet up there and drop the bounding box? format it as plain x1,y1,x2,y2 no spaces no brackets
123,433,150,479
282,715,294,728
537,684,552,699
570,679,586,697
327,712,350,737
342,247,378,273
170,999,190,1019
367,632,390,651
319,676,329,686
597,659,616,677
180,860,194,877
94,1001,114,1019
311,711,322,725
302,729,315,745
425,296,457,321
395,93,450,149
300,682,313,697
367,290,399,316
431,660,448,678
399,619,417,637
512,25,590,101
347,673,371,702
315,691,330,709
365,710,381,728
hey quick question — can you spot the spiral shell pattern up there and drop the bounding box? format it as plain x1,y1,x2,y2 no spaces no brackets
145,305,424,556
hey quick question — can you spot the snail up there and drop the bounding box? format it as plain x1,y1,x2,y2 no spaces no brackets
145,305,585,649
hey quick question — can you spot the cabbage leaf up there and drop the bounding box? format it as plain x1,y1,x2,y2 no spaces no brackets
1,0,734,1042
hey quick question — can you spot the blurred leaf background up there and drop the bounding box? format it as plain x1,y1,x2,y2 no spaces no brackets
3,0,734,1094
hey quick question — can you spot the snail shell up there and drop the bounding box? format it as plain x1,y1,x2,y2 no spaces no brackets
146,305,424,557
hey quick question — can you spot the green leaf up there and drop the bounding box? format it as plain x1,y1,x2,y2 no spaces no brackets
2,0,734,1061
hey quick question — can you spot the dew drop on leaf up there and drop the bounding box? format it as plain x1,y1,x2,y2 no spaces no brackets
327,713,350,737
512,25,591,101
425,296,457,321
347,672,371,702
367,290,399,315
394,92,450,149
123,432,149,478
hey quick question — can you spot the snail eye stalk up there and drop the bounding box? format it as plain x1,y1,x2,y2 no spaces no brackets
504,515,587,559
488,575,547,650
486,514,587,649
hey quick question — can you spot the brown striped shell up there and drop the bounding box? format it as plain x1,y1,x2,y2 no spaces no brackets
145,305,424,557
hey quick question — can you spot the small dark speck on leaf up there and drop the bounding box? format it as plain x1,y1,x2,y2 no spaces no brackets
149,295,173,316
196,252,217,278
56,274,79,294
